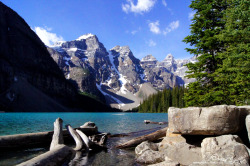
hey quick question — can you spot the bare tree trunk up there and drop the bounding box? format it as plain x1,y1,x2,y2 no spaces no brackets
116,127,168,149
50,118,64,151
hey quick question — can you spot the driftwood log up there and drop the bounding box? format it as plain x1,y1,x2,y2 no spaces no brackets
109,127,162,138
17,145,73,166
50,118,64,150
0,126,97,150
116,127,168,149
144,120,168,125
66,125,84,151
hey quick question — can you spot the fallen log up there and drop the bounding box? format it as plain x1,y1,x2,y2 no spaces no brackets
109,127,162,138
17,144,74,166
144,120,168,125
116,127,168,149
0,126,98,150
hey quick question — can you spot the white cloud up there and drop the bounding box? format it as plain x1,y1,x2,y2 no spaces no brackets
33,27,64,46
169,20,179,29
131,30,138,35
148,39,156,47
163,20,179,35
162,0,167,7
148,20,179,35
148,20,161,34
188,11,195,20
122,0,157,14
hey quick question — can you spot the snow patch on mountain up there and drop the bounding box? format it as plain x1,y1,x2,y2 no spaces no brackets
76,33,94,40
96,83,125,109
108,51,128,94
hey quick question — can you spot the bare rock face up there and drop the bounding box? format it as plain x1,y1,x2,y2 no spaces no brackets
48,34,109,101
158,133,202,165
140,54,180,90
0,2,77,111
168,105,240,135
191,135,250,165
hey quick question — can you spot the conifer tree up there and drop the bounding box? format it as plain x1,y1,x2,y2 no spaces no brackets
183,0,228,106
214,0,250,105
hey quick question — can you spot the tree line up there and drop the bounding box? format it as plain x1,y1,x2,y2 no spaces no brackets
136,86,186,113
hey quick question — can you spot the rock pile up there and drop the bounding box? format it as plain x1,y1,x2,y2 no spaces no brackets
135,105,250,166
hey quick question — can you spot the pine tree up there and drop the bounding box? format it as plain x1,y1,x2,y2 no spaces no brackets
213,0,250,105
183,0,228,106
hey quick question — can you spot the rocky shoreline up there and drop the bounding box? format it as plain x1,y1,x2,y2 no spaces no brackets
135,105,250,165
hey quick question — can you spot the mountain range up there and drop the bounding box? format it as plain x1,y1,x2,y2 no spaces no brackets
0,2,114,112
48,34,197,110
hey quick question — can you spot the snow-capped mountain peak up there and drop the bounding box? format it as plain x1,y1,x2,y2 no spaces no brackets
76,33,95,41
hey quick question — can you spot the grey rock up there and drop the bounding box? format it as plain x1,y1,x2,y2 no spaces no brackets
49,34,110,100
136,149,164,165
168,105,240,135
246,115,250,143
140,54,180,90
135,141,158,156
237,105,250,129
158,134,202,165
196,135,250,166
149,158,180,166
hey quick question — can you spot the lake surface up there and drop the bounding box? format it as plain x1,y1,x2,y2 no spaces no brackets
0,112,168,166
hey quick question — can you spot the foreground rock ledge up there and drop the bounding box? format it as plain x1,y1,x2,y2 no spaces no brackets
168,105,240,135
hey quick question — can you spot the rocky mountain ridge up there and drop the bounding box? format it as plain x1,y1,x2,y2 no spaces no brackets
0,2,113,112
48,34,197,110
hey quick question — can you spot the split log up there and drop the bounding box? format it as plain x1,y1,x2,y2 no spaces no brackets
144,120,168,125
50,118,64,151
17,145,74,166
116,127,168,149
76,129,91,150
66,125,83,151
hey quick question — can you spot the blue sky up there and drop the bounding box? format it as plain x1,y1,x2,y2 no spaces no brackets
2,0,195,60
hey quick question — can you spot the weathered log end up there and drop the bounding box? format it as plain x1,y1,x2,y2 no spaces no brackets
76,129,90,150
50,118,64,151
66,125,83,151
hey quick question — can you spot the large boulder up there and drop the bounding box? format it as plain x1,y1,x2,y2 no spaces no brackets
149,156,180,166
191,135,249,165
158,130,202,165
246,114,250,145
135,141,158,156
238,105,250,129
135,141,164,165
168,105,240,135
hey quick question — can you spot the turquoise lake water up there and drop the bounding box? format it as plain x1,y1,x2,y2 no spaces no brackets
0,112,168,166
0,112,168,136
